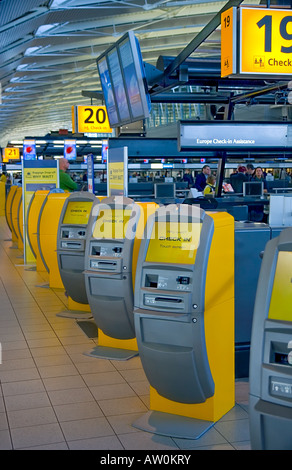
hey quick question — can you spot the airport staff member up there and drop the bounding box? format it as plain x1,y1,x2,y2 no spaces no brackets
59,157,78,192
183,169,194,188
193,165,211,191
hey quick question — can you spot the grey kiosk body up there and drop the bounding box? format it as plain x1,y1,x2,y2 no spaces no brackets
84,196,141,340
134,204,215,404
249,228,292,450
57,192,96,304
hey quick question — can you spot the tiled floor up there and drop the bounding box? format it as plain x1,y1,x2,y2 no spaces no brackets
0,215,250,450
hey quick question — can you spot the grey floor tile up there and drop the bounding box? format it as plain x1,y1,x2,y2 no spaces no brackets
48,387,95,406
82,370,126,387
68,435,124,450
54,401,103,422
19,442,69,450
107,413,148,435
173,426,230,449
38,363,79,379
60,416,114,441
2,379,45,397
5,391,51,412
0,430,12,450
0,412,8,431
214,418,250,443
7,406,57,429
0,367,40,383
43,374,86,392
90,383,137,401
11,423,65,449
98,396,148,417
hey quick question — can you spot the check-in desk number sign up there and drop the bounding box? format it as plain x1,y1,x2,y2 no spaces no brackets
77,106,112,133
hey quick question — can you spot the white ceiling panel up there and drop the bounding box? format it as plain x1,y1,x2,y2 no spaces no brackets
0,0,287,147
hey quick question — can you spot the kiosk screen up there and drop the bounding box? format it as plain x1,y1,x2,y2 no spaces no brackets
62,201,93,225
145,221,201,265
92,208,132,239
268,251,292,322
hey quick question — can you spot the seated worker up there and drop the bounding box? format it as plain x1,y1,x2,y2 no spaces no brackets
193,165,211,191
245,163,255,181
203,175,216,196
252,166,267,192
59,157,78,192
230,165,248,193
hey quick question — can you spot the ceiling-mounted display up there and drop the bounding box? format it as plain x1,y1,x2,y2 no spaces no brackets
96,31,151,128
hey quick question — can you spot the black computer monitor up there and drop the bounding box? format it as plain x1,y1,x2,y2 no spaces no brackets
154,183,175,199
96,31,151,128
243,182,263,197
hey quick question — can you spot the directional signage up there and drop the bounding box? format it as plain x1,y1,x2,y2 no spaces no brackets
3,147,20,162
221,7,237,77
221,7,292,77
72,105,112,133
240,8,292,75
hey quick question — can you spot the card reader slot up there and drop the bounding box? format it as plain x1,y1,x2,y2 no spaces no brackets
61,241,82,249
66,241,82,248
154,297,182,303
96,260,118,270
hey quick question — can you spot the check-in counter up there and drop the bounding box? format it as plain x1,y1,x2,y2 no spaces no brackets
249,228,292,450
133,204,234,438
57,192,96,304
37,191,70,288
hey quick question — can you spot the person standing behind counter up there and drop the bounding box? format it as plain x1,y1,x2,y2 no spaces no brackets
59,157,78,192
193,165,211,192
252,166,267,193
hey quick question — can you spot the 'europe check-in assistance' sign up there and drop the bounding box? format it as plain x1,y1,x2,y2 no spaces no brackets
221,7,292,78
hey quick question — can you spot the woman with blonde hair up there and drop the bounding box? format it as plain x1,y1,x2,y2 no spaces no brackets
203,174,216,196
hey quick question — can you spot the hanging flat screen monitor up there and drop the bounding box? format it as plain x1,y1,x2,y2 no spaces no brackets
96,31,151,128
243,182,263,197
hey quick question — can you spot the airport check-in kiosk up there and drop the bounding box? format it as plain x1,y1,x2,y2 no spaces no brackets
11,187,23,250
84,196,157,359
37,190,70,288
249,228,292,450
5,185,18,242
27,190,50,270
0,181,5,216
133,204,234,438
57,192,96,305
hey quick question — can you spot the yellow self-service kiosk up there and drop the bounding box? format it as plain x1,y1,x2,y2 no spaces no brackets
84,196,157,359
17,195,23,251
27,190,50,270
37,191,70,288
249,228,292,450
0,181,5,216
5,185,18,242
11,187,23,250
133,204,234,439
56,192,97,318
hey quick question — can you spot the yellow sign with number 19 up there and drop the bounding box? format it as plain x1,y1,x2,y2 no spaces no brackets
221,7,237,78
240,7,292,75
